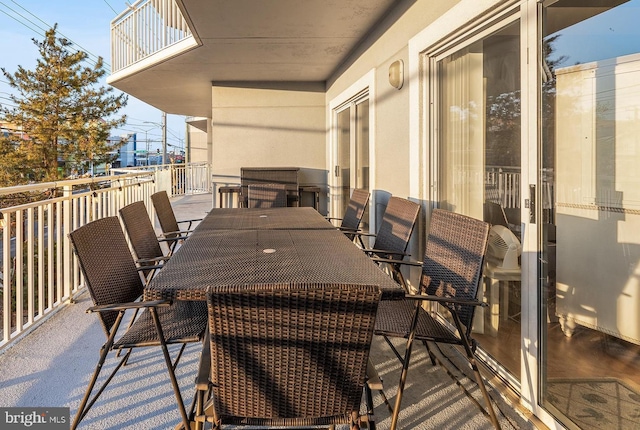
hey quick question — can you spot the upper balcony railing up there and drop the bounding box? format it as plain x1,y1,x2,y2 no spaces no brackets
111,0,192,73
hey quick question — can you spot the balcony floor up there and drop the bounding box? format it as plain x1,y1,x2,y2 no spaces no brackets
0,194,539,429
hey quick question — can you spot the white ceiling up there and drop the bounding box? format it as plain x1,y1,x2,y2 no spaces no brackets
108,0,399,118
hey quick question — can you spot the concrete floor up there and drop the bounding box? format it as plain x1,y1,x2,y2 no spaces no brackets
0,193,541,429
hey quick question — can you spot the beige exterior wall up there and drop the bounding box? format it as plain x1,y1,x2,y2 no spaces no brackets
210,83,326,181
326,1,460,202
320,0,460,243
186,123,209,164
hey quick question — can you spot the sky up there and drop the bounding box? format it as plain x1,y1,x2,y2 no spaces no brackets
548,0,640,68
0,0,185,152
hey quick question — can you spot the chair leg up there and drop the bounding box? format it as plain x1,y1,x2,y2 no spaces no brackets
364,383,376,430
467,353,501,429
72,311,128,430
382,335,405,365
71,348,131,429
389,331,417,430
149,307,192,430
172,343,188,370
422,340,437,366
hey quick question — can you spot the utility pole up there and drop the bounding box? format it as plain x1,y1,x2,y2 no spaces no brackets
145,129,150,166
161,112,167,165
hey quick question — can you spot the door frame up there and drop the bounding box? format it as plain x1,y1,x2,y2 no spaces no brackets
407,0,549,425
328,69,376,221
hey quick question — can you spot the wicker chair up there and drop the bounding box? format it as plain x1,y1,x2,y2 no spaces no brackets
119,201,180,281
69,217,207,430
240,167,299,207
354,196,420,290
151,191,202,244
247,183,288,208
327,188,370,245
194,283,381,430
372,209,500,429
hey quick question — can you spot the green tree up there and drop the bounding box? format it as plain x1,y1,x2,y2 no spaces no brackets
0,24,128,185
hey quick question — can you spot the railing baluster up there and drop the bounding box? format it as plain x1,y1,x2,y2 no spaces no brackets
2,212,11,345
47,202,54,311
15,209,23,334
38,205,45,317
27,207,35,325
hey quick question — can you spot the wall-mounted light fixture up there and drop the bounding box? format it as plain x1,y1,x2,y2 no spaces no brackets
388,59,404,89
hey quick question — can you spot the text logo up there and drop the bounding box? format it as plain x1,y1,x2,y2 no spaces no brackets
0,408,69,429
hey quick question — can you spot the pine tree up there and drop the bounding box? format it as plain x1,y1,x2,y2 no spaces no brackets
0,24,128,185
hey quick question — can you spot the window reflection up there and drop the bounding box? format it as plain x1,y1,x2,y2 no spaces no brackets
542,1,640,428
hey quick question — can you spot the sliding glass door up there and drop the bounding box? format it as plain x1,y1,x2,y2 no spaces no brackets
433,17,523,381
333,95,370,228
540,1,640,428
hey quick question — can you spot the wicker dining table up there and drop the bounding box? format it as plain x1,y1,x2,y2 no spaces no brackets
195,206,336,230
144,208,403,302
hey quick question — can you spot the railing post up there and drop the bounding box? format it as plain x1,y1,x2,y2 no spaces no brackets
27,207,35,325
2,212,10,344
62,185,73,301
15,209,23,333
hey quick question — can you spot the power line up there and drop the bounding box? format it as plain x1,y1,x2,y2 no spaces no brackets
102,0,118,15
0,1,108,69
9,0,108,68
0,4,48,40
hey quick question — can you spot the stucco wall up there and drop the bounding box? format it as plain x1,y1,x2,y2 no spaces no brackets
211,83,326,180
326,0,458,203
186,123,209,163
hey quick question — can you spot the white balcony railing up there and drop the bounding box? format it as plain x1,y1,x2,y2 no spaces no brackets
111,0,192,73
112,162,211,196
0,163,210,352
485,166,521,209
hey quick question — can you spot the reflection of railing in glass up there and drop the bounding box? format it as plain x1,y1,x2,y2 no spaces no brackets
485,166,520,209
485,166,554,215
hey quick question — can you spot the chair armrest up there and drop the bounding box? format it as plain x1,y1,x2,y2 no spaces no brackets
370,256,422,266
86,299,172,313
136,256,170,264
325,216,343,221
352,231,377,238
157,236,182,243
364,248,410,257
177,218,203,224
159,230,194,238
338,226,361,233
136,264,164,272
405,293,487,308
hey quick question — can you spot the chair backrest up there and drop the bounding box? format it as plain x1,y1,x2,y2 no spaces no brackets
206,283,381,425
373,196,420,255
151,191,180,238
119,201,164,262
247,183,288,208
241,167,299,207
69,217,145,337
421,209,490,333
340,189,370,232
484,200,509,228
